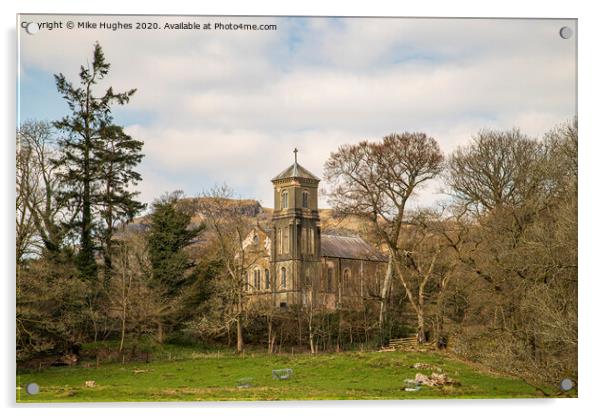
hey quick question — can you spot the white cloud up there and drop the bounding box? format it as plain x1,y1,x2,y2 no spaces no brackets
19,15,577,208
124,124,358,206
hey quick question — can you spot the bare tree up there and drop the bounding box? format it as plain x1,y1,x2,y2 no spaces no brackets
195,184,264,352
112,239,135,353
16,121,73,263
446,128,547,213
16,126,39,264
300,277,322,354
250,297,281,354
444,122,577,383
324,132,444,342
109,227,167,353
402,209,465,342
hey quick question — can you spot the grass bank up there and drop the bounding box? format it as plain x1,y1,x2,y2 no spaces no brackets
17,346,566,402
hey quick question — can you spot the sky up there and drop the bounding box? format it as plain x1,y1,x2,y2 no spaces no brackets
18,15,577,210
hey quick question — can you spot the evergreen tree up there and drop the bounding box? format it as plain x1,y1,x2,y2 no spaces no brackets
147,192,203,295
53,42,137,280
96,124,145,285
146,192,204,340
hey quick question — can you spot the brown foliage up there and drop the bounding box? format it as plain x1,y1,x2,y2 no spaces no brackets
444,121,577,383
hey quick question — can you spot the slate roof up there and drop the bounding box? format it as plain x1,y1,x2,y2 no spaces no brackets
321,234,388,262
272,161,320,182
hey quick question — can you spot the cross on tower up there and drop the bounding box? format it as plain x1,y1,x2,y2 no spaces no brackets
293,147,298,164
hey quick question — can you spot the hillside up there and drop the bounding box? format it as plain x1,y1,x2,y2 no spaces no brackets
132,197,376,239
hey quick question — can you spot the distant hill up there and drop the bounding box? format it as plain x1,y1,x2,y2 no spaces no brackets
131,197,375,239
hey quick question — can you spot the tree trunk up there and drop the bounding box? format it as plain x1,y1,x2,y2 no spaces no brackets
267,316,272,354
78,121,97,279
378,258,393,343
416,308,426,344
103,214,113,288
119,312,126,352
227,323,231,347
307,294,316,354
89,301,99,343
336,310,341,352
236,317,244,353
119,254,127,353
157,321,164,344
309,314,315,354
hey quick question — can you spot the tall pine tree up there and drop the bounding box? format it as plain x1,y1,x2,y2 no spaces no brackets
97,124,145,285
147,192,204,341
53,42,139,281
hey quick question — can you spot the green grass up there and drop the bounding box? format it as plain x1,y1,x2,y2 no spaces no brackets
16,346,563,402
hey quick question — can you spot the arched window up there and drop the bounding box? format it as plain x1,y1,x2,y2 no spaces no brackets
281,267,287,289
302,190,309,208
245,271,250,291
327,267,334,292
254,268,261,290
343,268,351,295
265,269,270,289
281,191,289,209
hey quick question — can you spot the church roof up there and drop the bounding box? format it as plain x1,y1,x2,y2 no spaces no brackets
272,161,320,182
321,234,388,262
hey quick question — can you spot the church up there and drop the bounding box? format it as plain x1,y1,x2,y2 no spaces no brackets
242,150,388,310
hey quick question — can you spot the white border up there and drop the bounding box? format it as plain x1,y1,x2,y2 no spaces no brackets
2,1,600,415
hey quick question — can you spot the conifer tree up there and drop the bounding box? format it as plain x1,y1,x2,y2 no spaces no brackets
53,42,138,280
96,124,145,285
146,192,204,341
147,192,203,295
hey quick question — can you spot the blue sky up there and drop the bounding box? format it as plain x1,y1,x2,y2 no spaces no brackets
18,16,577,209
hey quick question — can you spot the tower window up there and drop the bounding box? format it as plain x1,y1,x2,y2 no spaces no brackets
281,191,289,209
302,191,309,208
281,267,287,289
254,268,261,290
265,269,270,289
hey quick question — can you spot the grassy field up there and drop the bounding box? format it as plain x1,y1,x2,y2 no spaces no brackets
16,345,564,402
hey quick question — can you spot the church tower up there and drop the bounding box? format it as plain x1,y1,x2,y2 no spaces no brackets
270,149,321,307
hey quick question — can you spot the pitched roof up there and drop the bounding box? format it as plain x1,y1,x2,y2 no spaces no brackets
321,234,388,262
272,162,320,182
